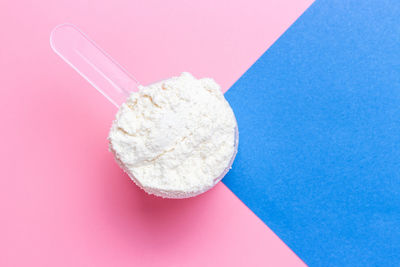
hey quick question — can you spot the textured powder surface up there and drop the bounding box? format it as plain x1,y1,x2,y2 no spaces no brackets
108,72,237,198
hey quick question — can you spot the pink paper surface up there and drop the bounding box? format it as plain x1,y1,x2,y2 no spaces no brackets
0,0,313,266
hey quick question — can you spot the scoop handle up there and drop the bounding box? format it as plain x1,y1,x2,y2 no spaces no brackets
50,24,138,107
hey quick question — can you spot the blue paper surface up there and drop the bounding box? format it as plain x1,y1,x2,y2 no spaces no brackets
223,0,400,265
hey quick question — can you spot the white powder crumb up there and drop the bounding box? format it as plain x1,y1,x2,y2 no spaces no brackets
108,72,238,198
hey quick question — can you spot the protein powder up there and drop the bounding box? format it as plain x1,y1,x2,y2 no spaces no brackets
108,72,238,198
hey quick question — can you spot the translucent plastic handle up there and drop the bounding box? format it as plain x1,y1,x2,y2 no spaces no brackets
50,24,138,107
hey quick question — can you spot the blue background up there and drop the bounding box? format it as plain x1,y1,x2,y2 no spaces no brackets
224,0,400,265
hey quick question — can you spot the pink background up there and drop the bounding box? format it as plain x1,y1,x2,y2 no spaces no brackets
0,0,313,266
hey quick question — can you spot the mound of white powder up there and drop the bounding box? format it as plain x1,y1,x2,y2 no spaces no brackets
108,72,237,198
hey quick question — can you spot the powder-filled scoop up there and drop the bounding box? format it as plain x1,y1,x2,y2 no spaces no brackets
110,73,237,198
50,24,238,198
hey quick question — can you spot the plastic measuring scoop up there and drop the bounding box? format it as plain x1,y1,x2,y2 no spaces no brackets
50,23,239,198
50,24,138,107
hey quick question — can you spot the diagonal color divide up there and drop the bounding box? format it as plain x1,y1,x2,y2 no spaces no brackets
224,0,400,265
0,0,313,266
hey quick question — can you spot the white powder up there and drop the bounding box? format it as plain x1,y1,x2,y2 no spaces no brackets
108,72,238,198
